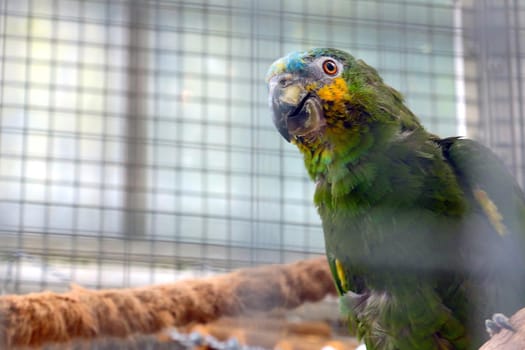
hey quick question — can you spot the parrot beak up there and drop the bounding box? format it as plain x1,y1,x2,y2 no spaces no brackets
268,76,324,143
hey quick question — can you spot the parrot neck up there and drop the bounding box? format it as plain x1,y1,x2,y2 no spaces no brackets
295,83,423,202
297,116,400,181
304,102,425,216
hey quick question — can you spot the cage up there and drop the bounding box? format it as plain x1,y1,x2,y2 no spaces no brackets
0,0,523,300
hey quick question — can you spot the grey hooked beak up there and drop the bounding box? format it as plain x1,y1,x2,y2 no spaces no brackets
268,77,322,142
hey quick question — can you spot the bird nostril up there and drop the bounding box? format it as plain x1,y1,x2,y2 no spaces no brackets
278,74,295,86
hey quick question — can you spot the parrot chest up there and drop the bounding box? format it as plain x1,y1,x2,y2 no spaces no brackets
315,164,466,290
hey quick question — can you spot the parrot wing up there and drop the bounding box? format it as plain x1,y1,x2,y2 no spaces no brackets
438,136,525,241
438,137,525,339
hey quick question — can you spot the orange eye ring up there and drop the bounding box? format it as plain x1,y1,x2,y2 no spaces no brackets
322,59,338,75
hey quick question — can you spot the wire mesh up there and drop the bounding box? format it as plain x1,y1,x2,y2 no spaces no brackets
0,0,523,294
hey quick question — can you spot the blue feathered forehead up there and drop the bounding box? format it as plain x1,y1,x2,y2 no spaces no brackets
265,48,351,82
265,51,308,82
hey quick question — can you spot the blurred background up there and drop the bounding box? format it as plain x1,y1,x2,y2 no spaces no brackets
0,0,523,294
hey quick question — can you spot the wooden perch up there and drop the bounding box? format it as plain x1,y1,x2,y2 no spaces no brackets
0,257,336,348
480,308,525,350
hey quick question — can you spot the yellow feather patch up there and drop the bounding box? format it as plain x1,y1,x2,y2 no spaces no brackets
316,77,350,117
335,259,349,292
317,77,348,102
274,61,286,75
473,188,507,236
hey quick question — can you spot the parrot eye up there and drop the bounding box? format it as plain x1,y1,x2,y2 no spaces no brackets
322,59,338,76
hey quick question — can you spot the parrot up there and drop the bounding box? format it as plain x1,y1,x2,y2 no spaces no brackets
265,48,525,349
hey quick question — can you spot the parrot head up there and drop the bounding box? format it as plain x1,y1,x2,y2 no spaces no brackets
266,48,421,172
266,48,355,143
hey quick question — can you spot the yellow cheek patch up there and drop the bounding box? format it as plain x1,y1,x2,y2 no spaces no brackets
316,77,350,117
317,77,349,102
473,188,507,236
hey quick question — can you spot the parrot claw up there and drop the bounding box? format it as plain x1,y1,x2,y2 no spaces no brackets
485,313,515,337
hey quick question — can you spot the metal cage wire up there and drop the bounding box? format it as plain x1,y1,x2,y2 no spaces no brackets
0,0,523,294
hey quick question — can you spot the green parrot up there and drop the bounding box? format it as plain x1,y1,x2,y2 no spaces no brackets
266,48,525,349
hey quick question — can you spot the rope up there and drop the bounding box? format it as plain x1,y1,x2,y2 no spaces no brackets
0,257,335,348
